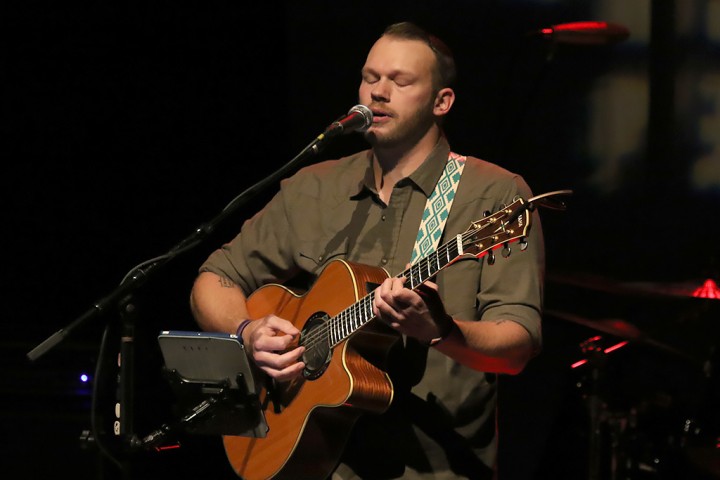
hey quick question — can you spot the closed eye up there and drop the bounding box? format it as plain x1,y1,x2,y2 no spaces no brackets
362,70,379,84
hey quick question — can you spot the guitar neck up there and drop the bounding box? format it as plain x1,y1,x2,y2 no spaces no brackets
327,236,462,348
326,196,534,348
404,240,462,289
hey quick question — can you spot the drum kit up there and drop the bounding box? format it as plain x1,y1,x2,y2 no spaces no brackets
546,273,720,480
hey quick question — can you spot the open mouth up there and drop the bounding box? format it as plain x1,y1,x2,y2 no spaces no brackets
371,110,390,122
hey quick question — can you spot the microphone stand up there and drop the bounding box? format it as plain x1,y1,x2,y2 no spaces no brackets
26,120,348,473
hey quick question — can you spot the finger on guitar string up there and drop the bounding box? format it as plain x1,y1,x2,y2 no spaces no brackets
374,276,410,315
253,345,306,381
257,357,306,381
260,313,302,337
252,328,302,355
245,314,301,347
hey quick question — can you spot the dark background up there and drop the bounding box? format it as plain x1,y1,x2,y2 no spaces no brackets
3,1,720,479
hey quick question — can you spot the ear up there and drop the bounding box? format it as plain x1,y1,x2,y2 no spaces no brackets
433,87,455,117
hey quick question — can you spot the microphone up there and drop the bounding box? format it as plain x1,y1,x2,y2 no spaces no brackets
536,21,630,45
322,104,373,138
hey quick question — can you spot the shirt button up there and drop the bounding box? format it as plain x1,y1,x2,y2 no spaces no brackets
381,258,388,265
318,255,324,262
381,215,386,221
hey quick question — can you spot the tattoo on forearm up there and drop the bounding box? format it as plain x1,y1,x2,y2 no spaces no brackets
219,276,237,289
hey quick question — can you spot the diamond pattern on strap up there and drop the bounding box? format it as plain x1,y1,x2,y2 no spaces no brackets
410,153,466,265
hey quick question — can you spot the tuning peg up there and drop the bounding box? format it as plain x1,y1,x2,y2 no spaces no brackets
487,250,496,265
502,243,511,258
519,238,528,251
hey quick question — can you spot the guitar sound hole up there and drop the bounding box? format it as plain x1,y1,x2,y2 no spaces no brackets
300,312,332,380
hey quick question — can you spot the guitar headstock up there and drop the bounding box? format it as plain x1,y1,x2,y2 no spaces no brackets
406,190,570,280
460,197,532,260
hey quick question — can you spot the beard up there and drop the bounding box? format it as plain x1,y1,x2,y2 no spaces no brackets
365,99,437,150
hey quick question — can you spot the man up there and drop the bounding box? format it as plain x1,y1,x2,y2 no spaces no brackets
190,21,544,479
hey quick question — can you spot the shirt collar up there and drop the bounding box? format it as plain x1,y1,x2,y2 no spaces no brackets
407,136,452,197
351,136,452,199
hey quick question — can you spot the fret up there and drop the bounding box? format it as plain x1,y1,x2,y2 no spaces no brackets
344,306,352,335
330,317,339,345
338,313,345,341
352,301,362,330
349,304,357,332
345,308,352,336
363,296,372,324
407,265,416,289
330,293,375,348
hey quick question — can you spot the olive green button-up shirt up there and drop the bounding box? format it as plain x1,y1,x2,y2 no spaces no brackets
200,136,544,478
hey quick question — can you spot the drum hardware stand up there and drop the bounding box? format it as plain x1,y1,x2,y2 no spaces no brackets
577,336,611,480
576,335,634,480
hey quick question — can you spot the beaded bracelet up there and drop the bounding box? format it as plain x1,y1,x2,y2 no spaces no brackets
235,319,252,345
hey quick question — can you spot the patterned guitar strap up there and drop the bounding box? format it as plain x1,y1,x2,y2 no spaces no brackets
410,152,466,265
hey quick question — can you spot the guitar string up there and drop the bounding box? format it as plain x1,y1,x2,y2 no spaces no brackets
298,247,447,353
296,202,522,349
297,236,456,352
298,205,524,352
297,205,525,352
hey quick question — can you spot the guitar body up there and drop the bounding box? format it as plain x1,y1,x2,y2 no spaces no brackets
223,259,399,480
221,194,548,479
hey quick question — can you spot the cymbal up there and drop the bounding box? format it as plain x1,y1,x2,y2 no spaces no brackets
545,309,643,339
545,308,692,359
621,278,720,300
548,272,720,301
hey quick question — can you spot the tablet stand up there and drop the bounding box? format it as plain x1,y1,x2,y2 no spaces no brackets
134,368,267,451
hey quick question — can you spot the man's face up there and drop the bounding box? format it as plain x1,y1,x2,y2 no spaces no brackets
359,36,438,148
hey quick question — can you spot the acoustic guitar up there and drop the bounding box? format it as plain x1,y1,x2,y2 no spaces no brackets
223,194,539,480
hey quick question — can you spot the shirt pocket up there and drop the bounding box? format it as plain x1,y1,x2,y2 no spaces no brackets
295,238,350,277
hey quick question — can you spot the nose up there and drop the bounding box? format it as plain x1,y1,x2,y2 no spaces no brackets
370,79,390,103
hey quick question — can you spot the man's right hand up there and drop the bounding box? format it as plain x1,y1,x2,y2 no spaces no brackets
243,315,306,381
